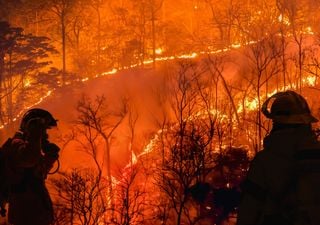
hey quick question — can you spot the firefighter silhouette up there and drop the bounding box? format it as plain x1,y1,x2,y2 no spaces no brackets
237,90,320,225
5,108,60,225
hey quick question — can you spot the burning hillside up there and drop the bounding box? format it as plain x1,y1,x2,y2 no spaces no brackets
2,0,320,224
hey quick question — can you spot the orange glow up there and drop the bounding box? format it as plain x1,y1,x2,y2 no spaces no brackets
2,35,316,133
3,3,320,223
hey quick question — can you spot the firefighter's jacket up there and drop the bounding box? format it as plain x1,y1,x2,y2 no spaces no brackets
237,127,320,225
6,132,58,225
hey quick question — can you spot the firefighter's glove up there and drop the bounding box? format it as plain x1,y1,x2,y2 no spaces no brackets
42,142,60,159
26,118,46,139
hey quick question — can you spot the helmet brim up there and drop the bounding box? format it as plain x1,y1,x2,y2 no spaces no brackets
48,119,58,128
272,113,318,124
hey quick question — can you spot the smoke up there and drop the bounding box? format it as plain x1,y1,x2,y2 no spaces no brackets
35,66,175,172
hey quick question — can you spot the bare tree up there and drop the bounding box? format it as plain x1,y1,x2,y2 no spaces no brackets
52,169,108,225
147,0,164,68
90,0,109,71
276,0,291,87
44,0,79,84
51,95,108,225
113,165,148,225
242,33,282,151
149,61,218,224
76,95,128,217
203,0,247,47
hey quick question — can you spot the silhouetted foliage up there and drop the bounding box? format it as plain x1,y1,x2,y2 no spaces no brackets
51,169,108,225
0,21,58,124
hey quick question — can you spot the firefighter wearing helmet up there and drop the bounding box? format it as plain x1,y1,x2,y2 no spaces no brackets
237,91,320,225
6,108,60,225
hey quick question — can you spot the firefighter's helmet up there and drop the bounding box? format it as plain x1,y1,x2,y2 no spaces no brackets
20,108,58,131
261,90,318,124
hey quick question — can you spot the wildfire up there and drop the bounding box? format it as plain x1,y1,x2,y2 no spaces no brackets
155,48,163,55
133,108,231,167
177,52,198,59
304,26,314,35
128,142,138,165
231,43,241,49
2,38,317,168
99,68,118,77
0,90,53,129
111,176,120,187
278,14,290,25
303,76,316,86
92,41,248,81
24,78,32,87
136,73,318,168
237,97,259,113
140,129,164,156
237,75,317,113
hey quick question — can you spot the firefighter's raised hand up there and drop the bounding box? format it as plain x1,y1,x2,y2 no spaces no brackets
25,118,46,139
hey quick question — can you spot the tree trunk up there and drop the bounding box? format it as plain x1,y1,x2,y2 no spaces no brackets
7,52,13,124
97,7,101,69
257,78,261,153
61,14,66,85
105,138,114,220
176,201,184,225
151,9,156,69
0,53,4,125
71,176,74,225
298,40,303,93
281,28,286,88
